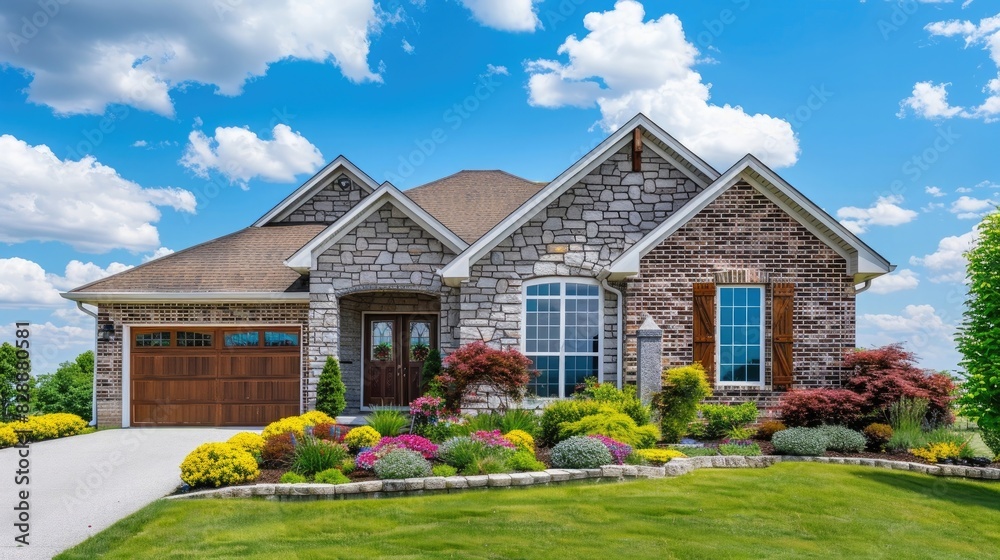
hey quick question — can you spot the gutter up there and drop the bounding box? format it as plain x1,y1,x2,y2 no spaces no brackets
854,280,873,295
76,302,99,427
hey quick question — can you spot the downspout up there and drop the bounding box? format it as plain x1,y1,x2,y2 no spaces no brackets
599,276,624,390
76,302,99,427
853,280,873,294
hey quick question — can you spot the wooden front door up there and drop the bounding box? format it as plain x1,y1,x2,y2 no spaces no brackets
363,314,435,407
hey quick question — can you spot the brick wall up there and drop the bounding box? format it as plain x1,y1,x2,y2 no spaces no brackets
625,181,857,415
94,302,309,428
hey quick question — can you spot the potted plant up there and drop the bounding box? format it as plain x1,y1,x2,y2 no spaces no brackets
373,342,393,361
410,342,430,361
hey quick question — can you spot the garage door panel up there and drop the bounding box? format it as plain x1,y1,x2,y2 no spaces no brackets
132,355,215,377
132,403,216,425
221,404,301,426
219,355,299,377
218,380,299,403
133,379,216,402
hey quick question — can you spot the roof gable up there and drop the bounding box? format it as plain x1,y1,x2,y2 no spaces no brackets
439,113,720,286
605,155,894,283
285,183,469,272
253,156,380,227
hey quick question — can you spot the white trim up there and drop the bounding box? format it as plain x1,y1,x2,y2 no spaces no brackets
122,324,130,428
714,285,766,389
61,292,309,304
252,156,380,227
440,113,720,287
285,183,468,273
605,155,894,282
520,278,604,399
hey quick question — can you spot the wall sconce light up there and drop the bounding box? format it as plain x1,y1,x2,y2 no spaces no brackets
334,174,354,190
100,323,115,343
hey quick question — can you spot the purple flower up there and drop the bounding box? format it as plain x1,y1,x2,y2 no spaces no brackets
374,434,438,459
588,435,633,465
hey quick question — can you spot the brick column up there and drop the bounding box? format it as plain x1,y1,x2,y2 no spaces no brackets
636,314,663,405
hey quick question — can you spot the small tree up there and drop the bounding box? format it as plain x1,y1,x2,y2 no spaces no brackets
652,364,712,443
958,211,1000,456
421,348,443,391
33,350,94,421
315,356,346,417
437,341,536,412
0,342,30,422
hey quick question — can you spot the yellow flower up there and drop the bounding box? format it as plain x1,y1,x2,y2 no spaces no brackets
180,443,259,488
227,432,265,456
262,416,308,439
635,448,687,465
344,426,381,451
300,410,336,427
504,430,535,453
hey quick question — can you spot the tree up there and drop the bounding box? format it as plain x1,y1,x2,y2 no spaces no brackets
957,210,1000,456
0,342,29,422
315,356,346,417
33,350,93,421
421,348,442,391
437,341,536,412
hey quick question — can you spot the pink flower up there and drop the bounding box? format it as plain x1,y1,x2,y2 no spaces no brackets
471,430,517,449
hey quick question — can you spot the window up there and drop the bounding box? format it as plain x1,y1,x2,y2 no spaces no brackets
524,280,602,398
135,331,170,347
176,331,213,347
717,286,764,385
264,331,299,347
409,321,431,360
225,331,260,347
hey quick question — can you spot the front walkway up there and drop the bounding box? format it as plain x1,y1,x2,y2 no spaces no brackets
0,427,239,559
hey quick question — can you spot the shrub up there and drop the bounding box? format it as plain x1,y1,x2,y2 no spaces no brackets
261,432,297,469
653,363,713,443
420,416,463,443
280,472,306,484
503,429,535,453
291,437,349,475
344,426,381,452
438,436,485,471
314,468,351,485
889,398,928,432
540,399,603,446
0,424,18,448
180,443,259,488
981,428,1000,459
719,442,762,456
668,446,717,457
772,427,828,456
725,426,756,440
432,464,458,477
410,395,445,429
699,402,759,439
778,389,865,428
845,344,955,425
498,409,541,437
262,416,307,439
338,458,355,475
299,410,336,427
437,341,536,411
311,422,347,442
365,407,407,437
421,348,443,393
557,411,660,449
911,441,967,463
816,425,866,453
506,450,546,472
315,356,347,417
227,432,265,457
355,450,378,471
374,434,438,459
463,413,503,434
863,423,894,452
550,436,614,469
9,413,90,442
465,455,509,475
31,351,93,421
577,379,652,426
588,435,632,465
755,420,787,441
373,448,432,479
470,430,518,450
633,448,686,465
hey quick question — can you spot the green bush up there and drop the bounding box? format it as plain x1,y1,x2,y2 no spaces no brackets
463,412,503,434
32,351,93,421
315,356,347,417
314,468,351,484
373,448,432,479
982,428,1000,459
540,399,603,446
421,348,443,391
432,464,458,477
653,364,712,443
506,450,546,472
816,425,866,453
576,380,651,426
499,409,541,437
772,427,828,456
464,455,509,475
557,410,660,449
551,436,614,469
291,437,349,476
438,436,486,471
279,472,306,484
366,407,407,437
700,402,759,439
338,457,356,475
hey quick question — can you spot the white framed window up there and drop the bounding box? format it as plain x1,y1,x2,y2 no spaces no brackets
716,285,765,387
523,279,603,398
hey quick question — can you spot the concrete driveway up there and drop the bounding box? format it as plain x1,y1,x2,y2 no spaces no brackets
0,427,242,559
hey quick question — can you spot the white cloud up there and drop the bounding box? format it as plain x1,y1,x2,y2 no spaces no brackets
132,140,148,148
458,0,542,32
867,269,920,294
1,321,93,373
0,134,195,252
836,195,919,233
956,187,973,193
922,201,945,213
524,1,798,170
180,124,324,186
0,258,131,307
402,39,415,54
0,1,386,116
142,247,175,262
925,186,946,197
484,64,510,77
910,228,978,281
858,304,960,370
861,304,953,337
950,195,996,219
897,81,966,119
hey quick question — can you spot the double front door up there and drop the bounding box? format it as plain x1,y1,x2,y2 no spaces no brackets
363,314,436,407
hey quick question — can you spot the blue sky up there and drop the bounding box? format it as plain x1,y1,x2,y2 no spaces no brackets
0,0,996,375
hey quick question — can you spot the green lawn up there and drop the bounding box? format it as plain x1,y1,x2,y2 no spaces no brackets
59,463,1000,560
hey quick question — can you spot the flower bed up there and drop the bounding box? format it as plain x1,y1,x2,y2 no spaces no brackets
0,413,91,448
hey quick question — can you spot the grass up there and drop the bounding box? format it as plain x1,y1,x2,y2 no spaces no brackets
59,463,1000,559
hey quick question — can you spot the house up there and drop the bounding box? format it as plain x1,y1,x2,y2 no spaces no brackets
63,114,894,428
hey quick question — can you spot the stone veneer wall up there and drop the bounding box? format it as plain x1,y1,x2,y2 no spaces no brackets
309,202,459,410
94,302,309,428
625,182,856,414
278,183,368,224
460,146,704,383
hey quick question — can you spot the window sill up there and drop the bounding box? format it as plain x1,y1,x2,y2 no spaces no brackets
714,384,769,391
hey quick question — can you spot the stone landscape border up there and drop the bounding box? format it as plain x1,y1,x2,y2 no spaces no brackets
165,455,1000,501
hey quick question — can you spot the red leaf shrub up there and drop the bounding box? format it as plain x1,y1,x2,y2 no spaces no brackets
311,422,347,442
843,344,955,424
437,341,537,411
778,389,865,427
261,433,296,468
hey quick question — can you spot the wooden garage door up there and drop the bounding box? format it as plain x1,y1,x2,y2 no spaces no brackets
131,327,300,426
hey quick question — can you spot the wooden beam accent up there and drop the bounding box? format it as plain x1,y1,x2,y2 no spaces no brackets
632,128,644,172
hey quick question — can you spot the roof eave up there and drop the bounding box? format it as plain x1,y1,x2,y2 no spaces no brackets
252,156,381,227
61,292,310,304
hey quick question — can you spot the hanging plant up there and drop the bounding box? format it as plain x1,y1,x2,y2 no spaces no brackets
410,342,430,361
373,342,393,361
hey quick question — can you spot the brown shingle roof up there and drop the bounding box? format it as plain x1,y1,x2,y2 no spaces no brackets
71,224,325,293
403,170,546,242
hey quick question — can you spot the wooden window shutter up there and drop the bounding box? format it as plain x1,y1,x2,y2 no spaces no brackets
772,283,795,389
692,283,716,381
